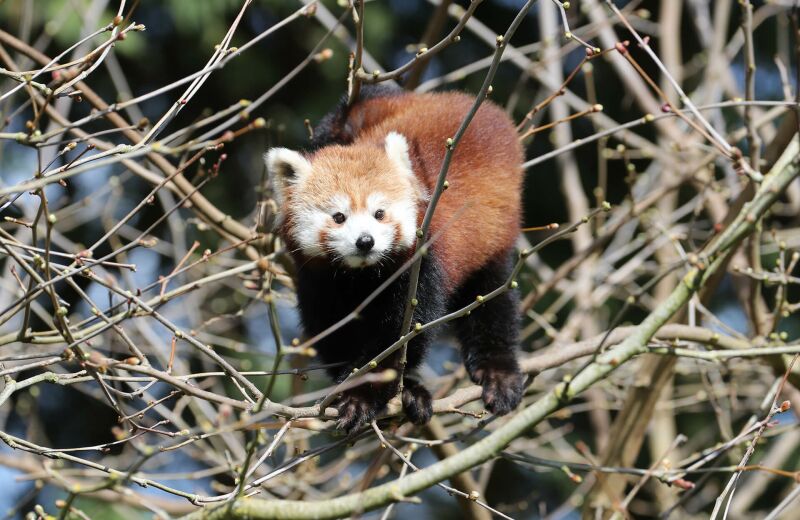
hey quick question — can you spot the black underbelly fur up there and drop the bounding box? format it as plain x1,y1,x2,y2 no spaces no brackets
296,255,445,382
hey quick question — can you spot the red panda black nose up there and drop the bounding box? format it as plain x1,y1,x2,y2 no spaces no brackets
355,234,374,253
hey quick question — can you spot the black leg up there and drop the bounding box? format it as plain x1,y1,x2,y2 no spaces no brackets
401,376,433,425
450,252,524,415
304,256,446,432
336,380,395,432
332,347,403,433
333,333,437,432
334,356,435,432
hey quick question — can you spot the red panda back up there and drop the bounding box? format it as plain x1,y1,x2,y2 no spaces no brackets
348,91,524,290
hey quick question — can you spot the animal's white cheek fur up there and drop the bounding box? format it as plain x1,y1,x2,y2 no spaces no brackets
371,222,395,254
390,199,418,249
326,226,354,257
290,205,330,256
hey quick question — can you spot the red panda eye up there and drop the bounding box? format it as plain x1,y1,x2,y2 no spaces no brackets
332,212,346,224
374,209,385,221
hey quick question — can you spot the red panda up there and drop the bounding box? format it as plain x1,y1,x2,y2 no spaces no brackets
266,86,524,432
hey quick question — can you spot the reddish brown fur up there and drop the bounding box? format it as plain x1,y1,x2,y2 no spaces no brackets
301,147,416,208
328,91,524,289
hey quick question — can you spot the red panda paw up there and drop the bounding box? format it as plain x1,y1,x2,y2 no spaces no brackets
476,366,524,416
401,378,432,425
335,387,386,433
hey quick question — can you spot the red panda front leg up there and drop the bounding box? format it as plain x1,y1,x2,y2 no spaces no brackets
335,380,395,432
334,361,432,430
400,376,433,425
450,253,525,415
334,344,435,431
332,258,445,432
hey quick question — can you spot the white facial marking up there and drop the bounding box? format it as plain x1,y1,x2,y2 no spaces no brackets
291,193,351,258
328,212,385,267
291,205,329,257
327,194,352,215
391,197,418,249
319,191,419,268
366,193,386,215
367,192,416,250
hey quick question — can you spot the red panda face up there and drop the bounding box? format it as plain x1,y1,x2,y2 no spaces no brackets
265,132,423,268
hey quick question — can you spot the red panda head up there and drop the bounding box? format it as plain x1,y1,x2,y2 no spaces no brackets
265,132,424,268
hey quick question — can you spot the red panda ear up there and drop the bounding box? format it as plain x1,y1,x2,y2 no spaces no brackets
265,148,312,184
384,132,413,176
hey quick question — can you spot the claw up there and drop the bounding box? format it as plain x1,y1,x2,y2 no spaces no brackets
471,363,524,416
335,388,387,432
